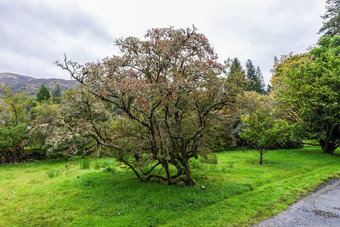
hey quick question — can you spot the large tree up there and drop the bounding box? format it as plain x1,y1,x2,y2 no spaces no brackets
56,27,243,186
319,0,340,37
273,36,340,154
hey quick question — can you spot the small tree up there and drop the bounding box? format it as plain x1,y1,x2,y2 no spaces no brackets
56,27,244,186
51,83,62,104
36,84,51,102
239,93,290,165
240,112,289,165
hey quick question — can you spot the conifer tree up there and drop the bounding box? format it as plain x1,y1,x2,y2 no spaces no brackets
51,83,62,104
36,84,50,102
319,0,340,36
245,60,266,94
256,66,266,94
230,58,243,75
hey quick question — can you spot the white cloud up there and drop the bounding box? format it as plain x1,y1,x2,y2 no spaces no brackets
0,0,326,84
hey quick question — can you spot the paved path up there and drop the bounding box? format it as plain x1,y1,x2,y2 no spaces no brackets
259,178,340,227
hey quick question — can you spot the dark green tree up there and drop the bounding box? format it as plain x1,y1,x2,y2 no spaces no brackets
51,83,62,104
230,58,244,75
245,60,266,94
319,0,340,37
36,84,51,102
256,66,266,94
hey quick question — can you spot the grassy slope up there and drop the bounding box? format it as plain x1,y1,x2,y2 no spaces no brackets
0,146,339,226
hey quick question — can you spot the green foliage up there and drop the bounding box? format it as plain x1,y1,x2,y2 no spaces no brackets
0,87,30,126
203,116,236,152
35,84,51,102
229,57,244,75
0,88,32,163
101,165,116,173
79,159,92,169
239,92,291,164
245,59,266,94
0,124,28,163
319,0,340,36
51,83,62,104
46,169,61,178
241,113,290,150
93,159,117,170
274,35,340,154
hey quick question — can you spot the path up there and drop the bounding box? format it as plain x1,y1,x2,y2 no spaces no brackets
259,178,340,227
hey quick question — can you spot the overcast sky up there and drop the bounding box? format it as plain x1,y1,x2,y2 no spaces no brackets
0,0,326,84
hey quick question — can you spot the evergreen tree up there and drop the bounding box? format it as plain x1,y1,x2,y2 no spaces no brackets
245,60,266,94
230,58,244,75
319,0,340,36
36,84,51,102
51,83,62,104
256,66,266,94
265,84,271,96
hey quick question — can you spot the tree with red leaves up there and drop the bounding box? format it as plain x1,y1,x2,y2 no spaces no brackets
56,27,244,186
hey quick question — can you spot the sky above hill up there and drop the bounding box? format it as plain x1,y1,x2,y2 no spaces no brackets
0,0,325,84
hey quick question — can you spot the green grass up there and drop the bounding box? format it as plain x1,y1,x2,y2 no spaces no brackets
0,147,339,226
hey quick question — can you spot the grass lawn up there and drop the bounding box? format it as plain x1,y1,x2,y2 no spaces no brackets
0,146,340,226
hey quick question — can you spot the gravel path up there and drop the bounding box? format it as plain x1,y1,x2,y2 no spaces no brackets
259,178,340,227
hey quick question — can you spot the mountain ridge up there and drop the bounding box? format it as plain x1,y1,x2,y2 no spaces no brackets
0,72,78,95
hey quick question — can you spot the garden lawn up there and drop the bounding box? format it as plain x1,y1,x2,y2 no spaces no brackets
0,146,340,226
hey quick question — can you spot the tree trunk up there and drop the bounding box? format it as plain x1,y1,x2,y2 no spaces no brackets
320,125,339,155
182,160,196,186
259,151,263,165
320,140,338,155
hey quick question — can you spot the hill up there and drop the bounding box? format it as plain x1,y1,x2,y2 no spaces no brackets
0,72,78,95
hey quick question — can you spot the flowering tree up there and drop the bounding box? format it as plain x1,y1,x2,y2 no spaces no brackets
56,27,243,186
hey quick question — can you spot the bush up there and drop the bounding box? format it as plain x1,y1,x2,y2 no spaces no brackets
0,124,29,163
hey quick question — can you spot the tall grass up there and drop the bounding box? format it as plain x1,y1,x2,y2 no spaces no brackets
79,159,92,169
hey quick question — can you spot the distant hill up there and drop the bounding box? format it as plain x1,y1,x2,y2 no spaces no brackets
0,72,78,96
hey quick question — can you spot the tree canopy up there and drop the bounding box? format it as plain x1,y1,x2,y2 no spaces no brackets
273,35,340,154
56,27,244,186
36,84,51,102
319,0,340,36
51,83,62,104
245,60,266,94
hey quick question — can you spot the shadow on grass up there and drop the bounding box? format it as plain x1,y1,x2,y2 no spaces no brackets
56,170,253,226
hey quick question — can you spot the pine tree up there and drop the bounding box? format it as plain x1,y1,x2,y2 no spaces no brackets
256,66,266,94
36,84,51,102
230,58,244,75
319,0,340,36
245,60,266,94
51,83,62,104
